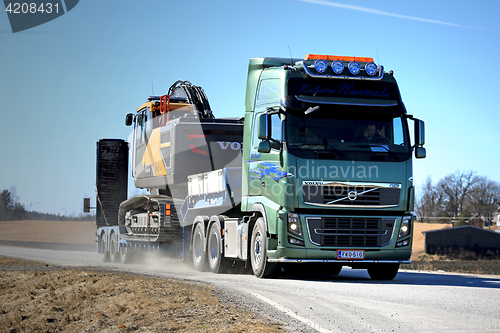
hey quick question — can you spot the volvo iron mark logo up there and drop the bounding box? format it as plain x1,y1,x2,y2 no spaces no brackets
347,191,358,201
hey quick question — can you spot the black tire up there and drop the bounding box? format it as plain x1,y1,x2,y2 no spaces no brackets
109,233,120,263
207,222,231,273
100,233,110,262
250,218,281,278
192,223,207,272
367,264,400,280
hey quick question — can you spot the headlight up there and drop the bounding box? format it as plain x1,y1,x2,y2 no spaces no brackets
287,213,302,237
398,215,412,239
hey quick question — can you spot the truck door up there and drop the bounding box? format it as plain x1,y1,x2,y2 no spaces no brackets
248,110,287,199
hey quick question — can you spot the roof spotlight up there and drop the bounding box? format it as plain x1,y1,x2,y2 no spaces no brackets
365,62,378,76
348,61,361,75
314,60,327,73
331,60,344,74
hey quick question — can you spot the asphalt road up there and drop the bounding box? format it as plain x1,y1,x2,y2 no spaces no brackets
1,246,500,333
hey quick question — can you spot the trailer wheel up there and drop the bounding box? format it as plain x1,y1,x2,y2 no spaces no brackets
119,246,132,264
367,264,400,280
100,233,110,262
109,232,120,263
192,223,206,271
207,222,230,274
250,218,281,278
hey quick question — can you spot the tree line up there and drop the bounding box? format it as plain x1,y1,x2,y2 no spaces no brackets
0,187,26,220
1,186,95,221
415,170,500,225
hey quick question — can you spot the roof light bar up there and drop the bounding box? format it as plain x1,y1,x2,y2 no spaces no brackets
301,54,384,80
305,54,374,63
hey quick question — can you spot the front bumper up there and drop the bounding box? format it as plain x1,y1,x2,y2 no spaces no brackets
271,212,414,263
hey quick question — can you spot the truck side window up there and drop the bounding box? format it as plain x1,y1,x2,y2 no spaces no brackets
251,112,282,152
393,117,404,145
136,109,147,145
270,113,282,150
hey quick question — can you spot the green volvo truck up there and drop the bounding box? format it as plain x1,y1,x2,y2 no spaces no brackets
93,54,426,280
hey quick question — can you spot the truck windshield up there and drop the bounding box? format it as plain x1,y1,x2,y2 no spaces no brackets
285,108,411,162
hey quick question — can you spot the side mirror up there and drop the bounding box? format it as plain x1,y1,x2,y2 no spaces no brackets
83,198,90,213
415,146,426,159
257,113,268,140
257,141,271,153
414,120,425,146
125,113,134,126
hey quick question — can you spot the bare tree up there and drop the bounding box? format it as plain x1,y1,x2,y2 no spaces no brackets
415,176,445,221
437,170,477,220
468,176,500,222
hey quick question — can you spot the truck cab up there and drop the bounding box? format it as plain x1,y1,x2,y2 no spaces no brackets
241,55,425,279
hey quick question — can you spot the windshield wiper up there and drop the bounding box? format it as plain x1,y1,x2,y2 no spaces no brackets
348,144,399,160
291,141,345,158
304,105,320,115
321,142,345,158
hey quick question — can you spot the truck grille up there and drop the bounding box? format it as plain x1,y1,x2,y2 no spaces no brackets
302,182,401,208
306,217,395,247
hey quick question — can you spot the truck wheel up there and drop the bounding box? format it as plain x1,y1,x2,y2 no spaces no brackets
192,223,207,271
109,233,120,263
119,246,131,264
250,218,281,278
100,234,110,262
367,264,400,280
207,222,230,274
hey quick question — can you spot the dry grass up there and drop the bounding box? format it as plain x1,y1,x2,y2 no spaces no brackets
0,220,95,245
0,257,282,333
407,222,500,275
411,222,452,256
407,252,500,275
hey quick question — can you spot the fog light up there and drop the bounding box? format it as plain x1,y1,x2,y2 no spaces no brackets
288,236,304,246
396,239,409,247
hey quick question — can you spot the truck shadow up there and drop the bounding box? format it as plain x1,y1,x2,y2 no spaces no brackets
278,267,500,289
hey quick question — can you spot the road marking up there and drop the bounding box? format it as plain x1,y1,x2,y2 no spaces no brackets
248,291,335,333
484,280,500,284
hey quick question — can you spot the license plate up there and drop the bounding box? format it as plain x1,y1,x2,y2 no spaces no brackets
337,250,365,260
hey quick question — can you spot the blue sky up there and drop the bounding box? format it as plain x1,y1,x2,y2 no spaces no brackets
1,0,499,216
